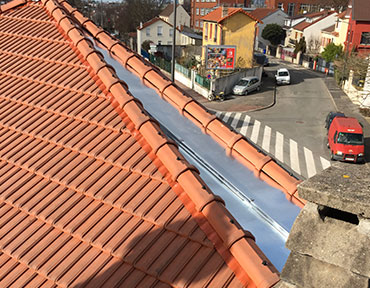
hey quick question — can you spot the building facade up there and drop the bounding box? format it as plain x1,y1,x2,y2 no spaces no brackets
265,0,320,17
159,4,191,29
345,0,370,54
201,7,260,68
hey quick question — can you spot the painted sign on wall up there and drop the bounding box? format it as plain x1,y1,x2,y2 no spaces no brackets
206,45,236,70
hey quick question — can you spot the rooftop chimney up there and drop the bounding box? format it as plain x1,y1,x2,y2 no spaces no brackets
222,6,228,17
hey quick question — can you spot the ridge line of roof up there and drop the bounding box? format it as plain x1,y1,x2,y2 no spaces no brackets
42,0,282,286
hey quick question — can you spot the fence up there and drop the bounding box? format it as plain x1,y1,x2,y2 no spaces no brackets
149,55,171,74
195,74,210,89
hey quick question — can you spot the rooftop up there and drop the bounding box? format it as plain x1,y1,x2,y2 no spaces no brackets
201,7,261,24
0,0,283,286
250,8,279,20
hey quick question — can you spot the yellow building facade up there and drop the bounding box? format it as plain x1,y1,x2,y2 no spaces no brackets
201,8,260,69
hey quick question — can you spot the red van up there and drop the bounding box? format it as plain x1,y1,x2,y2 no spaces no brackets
328,116,365,163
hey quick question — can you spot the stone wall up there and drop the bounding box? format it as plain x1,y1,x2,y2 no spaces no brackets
276,162,370,288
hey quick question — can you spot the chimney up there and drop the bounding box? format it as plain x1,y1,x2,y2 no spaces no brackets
222,6,228,17
140,22,143,29
276,163,370,288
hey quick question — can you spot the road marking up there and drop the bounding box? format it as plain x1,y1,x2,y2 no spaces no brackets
262,125,271,152
304,147,316,178
239,115,250,136
222,112,233,124
230,112,241,127
251,120,260,143
320,157,331,170
275,131,284,163
289,139,301,174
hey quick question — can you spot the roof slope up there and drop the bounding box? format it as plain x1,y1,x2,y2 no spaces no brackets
201,7,261,24
0,0,279,287
159,3,179,17
250,8,278,20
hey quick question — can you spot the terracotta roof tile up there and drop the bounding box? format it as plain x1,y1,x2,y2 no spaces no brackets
0,0,282,287
250,8,279,20
201,7,261,23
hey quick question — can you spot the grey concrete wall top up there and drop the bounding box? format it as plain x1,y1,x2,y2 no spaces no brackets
298,162,370,217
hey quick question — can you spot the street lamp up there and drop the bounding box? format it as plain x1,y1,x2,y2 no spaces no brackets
171,0,177,82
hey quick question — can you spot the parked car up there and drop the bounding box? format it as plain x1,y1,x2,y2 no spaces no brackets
232,76,261,95
254,53,269,66
325,111,345,130
327,115,365,163
275,68,290,85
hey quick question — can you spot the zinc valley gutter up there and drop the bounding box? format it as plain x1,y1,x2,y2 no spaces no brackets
94,42,300,271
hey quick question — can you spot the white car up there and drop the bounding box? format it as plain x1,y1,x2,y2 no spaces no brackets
275,68,290,85
232,76,261,95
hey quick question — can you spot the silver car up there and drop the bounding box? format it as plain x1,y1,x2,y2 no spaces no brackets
232,76,261,95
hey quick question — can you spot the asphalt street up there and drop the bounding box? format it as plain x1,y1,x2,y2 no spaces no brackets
249,59,336,160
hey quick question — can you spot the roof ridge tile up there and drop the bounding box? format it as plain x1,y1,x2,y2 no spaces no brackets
0,0,27,14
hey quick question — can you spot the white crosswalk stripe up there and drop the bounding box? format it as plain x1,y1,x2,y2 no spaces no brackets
251,120,261,143
320,157,331,170
262,126,271,153
275,131,284,163
214,111,331,179
304,147,317,178
289,139,301,175
239,115,250,136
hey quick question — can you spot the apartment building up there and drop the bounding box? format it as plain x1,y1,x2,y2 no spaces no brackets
265,0,321,17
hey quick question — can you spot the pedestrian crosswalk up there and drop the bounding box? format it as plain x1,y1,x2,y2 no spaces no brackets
214,111,331,179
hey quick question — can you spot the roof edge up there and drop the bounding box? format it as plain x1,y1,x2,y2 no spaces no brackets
0,0,27,13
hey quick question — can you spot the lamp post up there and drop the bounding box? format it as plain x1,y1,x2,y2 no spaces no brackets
171,0,177,82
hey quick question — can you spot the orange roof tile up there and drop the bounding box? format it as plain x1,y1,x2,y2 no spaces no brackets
250,8,279,20
293,21,311,31
0,0,280,287
201,7,261,24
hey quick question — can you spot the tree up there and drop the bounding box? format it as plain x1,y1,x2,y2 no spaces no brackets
262,24,286,46
294,37,306,54
321,43,343,63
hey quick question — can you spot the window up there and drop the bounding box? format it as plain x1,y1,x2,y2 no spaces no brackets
169,28,173,37
200,21,203,28
146,28,150,36
360,32,370,45
214,24,217,42
167,41,172,44
196,8,199,15
278,3,283,10
200,8,205,15
157,26,163,36
287,3,295,16
204,22,208,40
209,23,212,40
196,20,199,27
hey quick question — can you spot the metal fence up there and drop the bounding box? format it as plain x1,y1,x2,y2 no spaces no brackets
148,55,210,89
175,63,191,78
149,55,171,74
195,74,210,89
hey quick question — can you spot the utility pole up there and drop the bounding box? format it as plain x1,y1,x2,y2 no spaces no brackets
171,0,177,82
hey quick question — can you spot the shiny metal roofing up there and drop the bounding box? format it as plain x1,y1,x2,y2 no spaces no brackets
0,0,280,287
